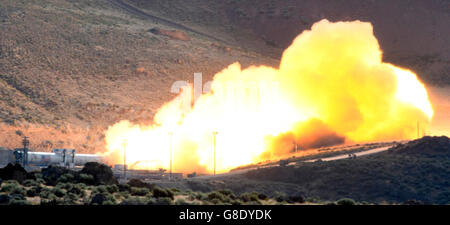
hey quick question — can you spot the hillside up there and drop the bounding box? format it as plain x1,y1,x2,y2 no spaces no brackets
126,0,450,86
242,136,450,204
0,0,276,152
150,136,450,204
0,0,448,153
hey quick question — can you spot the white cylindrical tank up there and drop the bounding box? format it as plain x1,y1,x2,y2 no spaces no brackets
25,150,106,167
27,152,63,165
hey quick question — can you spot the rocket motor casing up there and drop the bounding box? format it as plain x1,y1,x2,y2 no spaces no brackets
14,148,106,167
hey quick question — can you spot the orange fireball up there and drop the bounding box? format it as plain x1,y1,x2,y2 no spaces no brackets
104,19,433,173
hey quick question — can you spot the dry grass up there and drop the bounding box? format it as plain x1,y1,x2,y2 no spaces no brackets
0,0,277,153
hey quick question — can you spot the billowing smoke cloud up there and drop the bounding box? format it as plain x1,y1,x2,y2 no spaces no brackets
104,19,433,173
261,119,345,159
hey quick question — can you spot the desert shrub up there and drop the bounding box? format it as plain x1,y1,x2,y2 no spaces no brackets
51,187,66,198
41,166,72,186
218,189,233,196
131,187,149,196
78,173,94,184
146,197,157,205
306,197,321,203
120,191,130,198
359,201,371,205
120,196,147,205
105,193,116,204
9,199,32,205
36,178,45,184
9,193,26,201
288,193,305,203
67,185,84,197
63,193,79,204
56,182,74,190
231,199,243,205
155,197,173,205
4,185,26,196
127,179,154,190
210,198,222,205
187,193,195,201
240,192,259,202
55,183,65,189
0,163,32,183
336,198,356,205
26,189,37,197
57,173,75,183
40,198,63,205
90,193,116,205
39,188,52,199
246,200,262,205
201,200,210,205
95,185,108,194
4,180,19,185
152,187,174,199
114,193,122,200
80,162,117,185
106,184,119,194
186,180,213,193
0,194,10,204
207,191,231,203
175,198,189,205
193,192,207,200
76,183,87,188
66,192,79,201
170,188,180,193
34,173,43,179
118,183,131,192
274,192,288,202
23,179,39,187
166,189,175,199
63,183,74,190
0,182,19,193
27,186,42,197
103,200,115,205
402,200,423,205
258,193,268,200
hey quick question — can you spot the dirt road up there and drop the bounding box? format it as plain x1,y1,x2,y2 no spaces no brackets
108,0,230,44
192,145,394,179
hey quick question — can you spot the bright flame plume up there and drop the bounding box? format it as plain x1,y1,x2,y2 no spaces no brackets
104,20,433,173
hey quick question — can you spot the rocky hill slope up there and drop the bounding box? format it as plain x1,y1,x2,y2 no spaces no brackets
0,0,448,153
126,0,450,86
0,0,276,152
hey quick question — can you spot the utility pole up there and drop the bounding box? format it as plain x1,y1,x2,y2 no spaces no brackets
22,136,29,166
212,131,218,176
122,139,127,181
168,132,173,180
